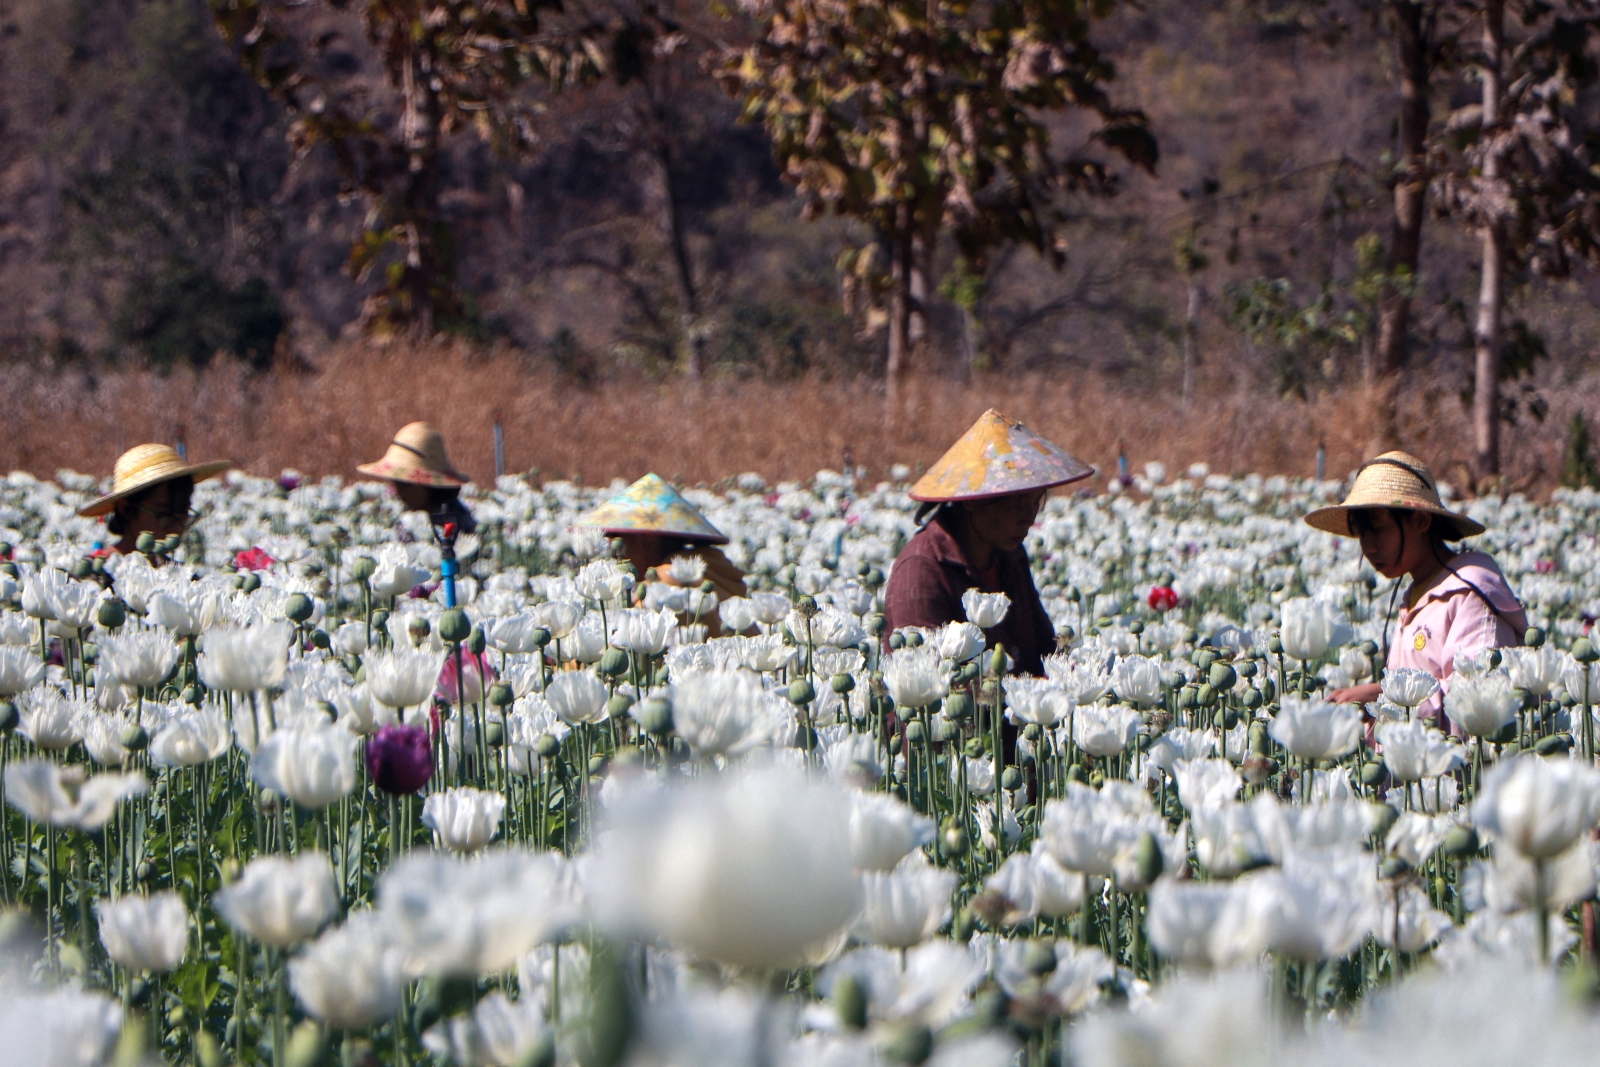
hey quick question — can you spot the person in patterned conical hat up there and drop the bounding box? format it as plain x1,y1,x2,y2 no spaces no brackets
578,473,748,636
884,409,1094,677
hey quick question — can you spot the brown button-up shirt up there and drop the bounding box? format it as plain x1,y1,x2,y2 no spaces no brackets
882,514,1055,676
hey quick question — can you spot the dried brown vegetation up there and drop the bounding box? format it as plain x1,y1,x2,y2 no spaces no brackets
0,342,1581,495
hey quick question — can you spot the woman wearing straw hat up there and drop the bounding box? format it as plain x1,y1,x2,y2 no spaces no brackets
577,473,748,637
357,422,477,535
79,444,229,555
885,409,1094,677
1306,450,1526,725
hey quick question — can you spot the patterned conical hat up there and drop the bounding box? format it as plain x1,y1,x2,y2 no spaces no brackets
579,473,728,544
910,409,1095,502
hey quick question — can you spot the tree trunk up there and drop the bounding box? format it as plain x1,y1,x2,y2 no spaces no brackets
1371,0,1433,450
656,145,706,379
886,210,915,417
1181,280,1201,408
1473,0,1506,483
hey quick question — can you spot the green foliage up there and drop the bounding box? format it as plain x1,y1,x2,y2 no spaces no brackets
1563,412,1600,489
113,260,285,370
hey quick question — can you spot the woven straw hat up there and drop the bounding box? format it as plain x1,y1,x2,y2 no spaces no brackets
78,444,229,518
578,473,728,545
357,422,468,488
910,409,1095,503
1304,450,1484,539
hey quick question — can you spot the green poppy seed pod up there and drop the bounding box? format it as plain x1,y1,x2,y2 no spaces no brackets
1191,649,1215,673
963,737,986,759
1241,687,1264,710
1001,766,1023,793
1535,733,1573,756
136,531,157,554
352,661,366,683
310,629,330,650
1442,825,1479,856
1213,707,1239,731
788,678,816,706
484,720,505,748
233,574,248,590
1088,770,1106,789
880,1022,933,1066
1268,633,1283,655
638,697,674,737
855,567,880,589
1512,686,1535,711
856,559,873,579
0,702,20,735
1248,721,1270,755
1575,638,1600,664
0,561,16,579
607,694,635,720
866,613,887,637
285,593,315,624
796,595,819,619
1359,761,1386,787
488,682,515,708
528,626,552,648
1235,659,1258,680
69,558,93,580
1134,830,1164,886
1197,682,1218,708
905,720,925,743
989,645,1009,677
598,648,630,678
371,607,391,631
257,788,279,814
903,631,923,649
351,556,377,583
438,608,471,644
1379,856,1412,881
240,572,261,593
943,822,969,859
534,734,562,759
97,598,127,630
831,672,856,694
159,534,181,556
120,723,149,752
1209,663,1238,690
888,632,906,651
1485,648,1502,670
1022,939,1058,975
1066,763,1088,784
466,625,487,656
1022,723,1042,742
1177,685,1198,710
588,754,608,775
1128,619,1145,635
945,692,974,722
1525,626,1546,648
1369,802,1399,841
834,974,868,1031
284,1021,328,1067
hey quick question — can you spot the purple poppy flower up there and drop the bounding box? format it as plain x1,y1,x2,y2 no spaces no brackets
366,724,433,795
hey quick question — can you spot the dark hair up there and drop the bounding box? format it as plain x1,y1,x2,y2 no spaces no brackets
1347,506,1454,545
106,476,195,537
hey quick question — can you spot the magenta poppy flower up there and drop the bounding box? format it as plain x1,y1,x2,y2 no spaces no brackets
235,547,276,572
366,724,433,795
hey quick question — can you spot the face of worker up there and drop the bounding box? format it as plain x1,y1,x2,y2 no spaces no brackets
962,490,1046,553
393,481,434,513
1351,507,1434,580
116,479,194,542
617,534,667,573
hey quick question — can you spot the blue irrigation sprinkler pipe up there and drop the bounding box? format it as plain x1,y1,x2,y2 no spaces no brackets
436,517,460,608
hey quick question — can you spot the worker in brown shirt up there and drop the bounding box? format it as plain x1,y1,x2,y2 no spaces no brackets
884,409,1094,675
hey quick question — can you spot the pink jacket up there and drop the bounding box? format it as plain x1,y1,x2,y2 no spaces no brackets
1388,550,1527,727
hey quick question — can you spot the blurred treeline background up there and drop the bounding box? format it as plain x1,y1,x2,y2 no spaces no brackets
4,0,1600,490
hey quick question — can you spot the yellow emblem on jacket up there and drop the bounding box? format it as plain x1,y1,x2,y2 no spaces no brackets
1414,632,1427,651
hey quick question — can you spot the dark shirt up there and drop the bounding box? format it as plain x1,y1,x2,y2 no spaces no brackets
883,513,1055,675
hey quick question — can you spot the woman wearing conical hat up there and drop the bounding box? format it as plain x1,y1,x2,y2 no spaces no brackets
79,444,230,555
1307,451,1526,727
358,422,477,535
578,473,748,637
884,410,1094,677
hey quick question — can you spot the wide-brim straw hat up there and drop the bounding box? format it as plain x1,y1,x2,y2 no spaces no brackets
1305,450,1485,539
910,409,1095,503
578,473,728,545
356,422,468,488
78,444,229,518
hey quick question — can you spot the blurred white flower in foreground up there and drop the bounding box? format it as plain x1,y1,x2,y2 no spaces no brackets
848,792,935,871
851,859,957,948
197,621,292,692
1278,597,1351,660
215,852,339,948
423,787,507,852
290,910,406,1029
97,892,188,972
1472,755,1600,859
1269,696,1361,760
367,648,445,710
590,766,859,968
4,760,146,829
251,725,358,808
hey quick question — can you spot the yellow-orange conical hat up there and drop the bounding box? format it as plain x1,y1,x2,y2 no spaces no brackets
910,410,1094,502
578,473,728,544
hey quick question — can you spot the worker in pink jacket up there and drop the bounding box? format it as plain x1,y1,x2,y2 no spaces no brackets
1307,451,1526,729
